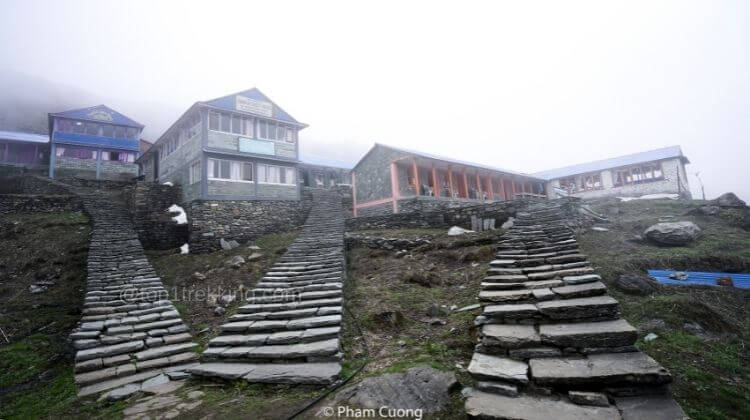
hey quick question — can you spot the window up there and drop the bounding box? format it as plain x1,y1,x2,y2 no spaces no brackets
220,113,230,132
613,163,665,187
559,177,577,192
57,119,73,133
189,160,201,184
209,111,220,131
580,173,602,191
114,126,126,138
101,151,135,163
231,115,242,134
56,146,97,160
257,163,295,185
208,158,253,182
101,124,114,137
72,121,85,134
126,127,138,139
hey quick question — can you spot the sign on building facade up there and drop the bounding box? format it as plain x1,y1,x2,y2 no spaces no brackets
235,95,273,117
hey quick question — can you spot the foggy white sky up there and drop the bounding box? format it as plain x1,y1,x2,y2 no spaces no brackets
1,0,748,200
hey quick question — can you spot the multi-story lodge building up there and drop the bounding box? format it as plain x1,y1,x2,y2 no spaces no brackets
48,105,143,180
534,146,691,199
350,143,547,216
137,88,307,202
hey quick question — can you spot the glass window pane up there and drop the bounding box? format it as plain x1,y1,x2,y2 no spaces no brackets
231,115,242,134
209,112,219,130
654,166,663,178
242,163,253,181
58,119,73,133
220,113,230,132
258,164,267,182
245,118,253,137
259,121,267,139
220,160,231,178
285,168,295,184
72,121,85,133
114,126,126,138
101,124,114,137
277,126,286,141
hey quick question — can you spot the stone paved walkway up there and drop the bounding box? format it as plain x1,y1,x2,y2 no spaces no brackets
190,188,346,385
68,188,198,398
463,202,687,419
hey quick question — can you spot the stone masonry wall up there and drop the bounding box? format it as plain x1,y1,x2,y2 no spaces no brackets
0,194,82,214
188,198,313,253
127,182,189,250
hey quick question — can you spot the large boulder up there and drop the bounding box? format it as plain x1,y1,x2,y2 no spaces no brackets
614,274,660,295
333,366,458,414
643,221,701,246
711,192,746,208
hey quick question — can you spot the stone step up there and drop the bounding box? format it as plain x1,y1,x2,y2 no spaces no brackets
464,389,622,420
479,289,534,303
189,362,340,385
467,352,529,384
481,324,540,349
552,281,607,299
539,319,637,348
206,338,340,360
220,314,342,333
529,352,672,387
237,298,343,314
536,296,619,320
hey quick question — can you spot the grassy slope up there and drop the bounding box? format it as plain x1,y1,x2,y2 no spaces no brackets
0,212,123,419
579,198,750,420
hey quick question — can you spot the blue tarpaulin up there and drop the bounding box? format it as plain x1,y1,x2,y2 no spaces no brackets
648,269,750,290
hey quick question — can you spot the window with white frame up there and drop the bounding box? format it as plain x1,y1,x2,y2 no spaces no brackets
207,158,253,182
209,110,254,136
257,120,295,143
189,160,201,184
257,163,295,185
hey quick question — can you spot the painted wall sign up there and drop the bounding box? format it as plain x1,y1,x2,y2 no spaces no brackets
235,95,273,117
239,137,275,155
87,110,114,121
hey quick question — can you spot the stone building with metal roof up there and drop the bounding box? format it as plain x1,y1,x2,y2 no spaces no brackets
533,145,691,199
137,88,307,202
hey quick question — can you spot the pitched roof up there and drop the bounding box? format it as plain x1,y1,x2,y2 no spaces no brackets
353,143,543,180
200,88,304,126
49,104,144,128
532,145,690,180
0,130,49,144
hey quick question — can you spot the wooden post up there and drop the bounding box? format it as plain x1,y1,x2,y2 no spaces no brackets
448,167,454,198
412,158,419,196
487,176,494,200
462,171,469,199
475,172,482,199
390,162,400,213
511,177,516,199
432,166,439,198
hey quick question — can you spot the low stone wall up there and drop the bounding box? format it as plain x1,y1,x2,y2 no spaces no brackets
188,199,313,253
0,194,82,214
345,232,432,250
396,196,488,213
346,200,518,231
0,174,71,195
128,182,189,250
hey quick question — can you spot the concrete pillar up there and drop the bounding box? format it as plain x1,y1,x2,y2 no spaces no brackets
49,143,56,178
96,148,102,179
511,177,516,199
475,172,482,199
487,176,494,200
390,162,400,213
462,171,468,198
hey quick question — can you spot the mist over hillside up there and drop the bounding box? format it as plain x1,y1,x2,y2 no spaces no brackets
0,70,183,142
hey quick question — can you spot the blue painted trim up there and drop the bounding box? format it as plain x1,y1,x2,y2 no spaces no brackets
53,132,140,151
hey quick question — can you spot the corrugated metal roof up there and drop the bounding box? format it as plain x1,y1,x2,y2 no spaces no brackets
201,88,302,125
533,146,689,180
0,130,49,144
648,269,750,290
49,105,144,128
299,153,353,169
354,143,543,180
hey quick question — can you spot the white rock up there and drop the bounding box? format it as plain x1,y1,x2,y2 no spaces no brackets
180,243,189,254
644,333,658,342
447,226,475,236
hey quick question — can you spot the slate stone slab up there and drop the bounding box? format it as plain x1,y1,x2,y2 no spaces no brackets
334,366,458,413
529,352,672,386
467,352,529,384
539,319,637,348
481,324,540,348
536,296,619,320
615,395,687,420
464,389,622,420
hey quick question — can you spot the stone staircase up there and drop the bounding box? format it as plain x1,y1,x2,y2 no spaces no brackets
190,189,346,385
69,189,199,397
464,202,687,419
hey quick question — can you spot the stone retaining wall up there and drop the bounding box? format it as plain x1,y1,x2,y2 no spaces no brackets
188,198,313,253
0,174,71,195
128,182,189,250
346,200,518,231
0,194,82,214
